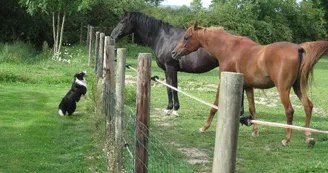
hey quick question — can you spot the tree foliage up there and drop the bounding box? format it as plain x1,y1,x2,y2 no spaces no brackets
1,0,327,48
191,0,203,11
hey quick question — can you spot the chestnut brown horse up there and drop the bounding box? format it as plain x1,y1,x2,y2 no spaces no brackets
172,22,328,147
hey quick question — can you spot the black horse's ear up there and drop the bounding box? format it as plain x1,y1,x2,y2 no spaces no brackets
193,21,199,31
123,9,128,15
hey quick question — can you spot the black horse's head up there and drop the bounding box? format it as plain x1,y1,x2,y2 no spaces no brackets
110,10,135,42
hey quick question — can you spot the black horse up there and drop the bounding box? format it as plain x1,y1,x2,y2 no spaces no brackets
110,11,219,116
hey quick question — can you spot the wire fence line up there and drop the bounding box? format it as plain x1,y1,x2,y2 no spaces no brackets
121,106,193,173
125,64,328,135
92,30,328,172
113,61,193,172
104,60,328,173
91,31,196,172
126,65,219,110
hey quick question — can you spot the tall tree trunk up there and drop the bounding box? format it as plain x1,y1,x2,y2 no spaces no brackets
58,12,66,53
80,20,83,45
55,12,60,54
52,12,57,54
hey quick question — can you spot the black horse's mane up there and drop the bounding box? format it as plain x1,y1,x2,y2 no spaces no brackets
128,11,180,36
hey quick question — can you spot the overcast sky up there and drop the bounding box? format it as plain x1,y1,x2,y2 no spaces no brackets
161,0,212,8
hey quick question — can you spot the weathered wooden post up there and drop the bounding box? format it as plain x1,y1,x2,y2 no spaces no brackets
135,53,152,173
98,33,105,78
79,21,83,45
131,33,135,43
94,31,100,73
102,36,116,172
86,25,90,47
212,72,244,173
88,26,94,67
102,36,115,136
115,48,126,172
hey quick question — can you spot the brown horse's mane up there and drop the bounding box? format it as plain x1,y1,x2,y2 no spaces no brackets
205,26,224,32
201,26,255,43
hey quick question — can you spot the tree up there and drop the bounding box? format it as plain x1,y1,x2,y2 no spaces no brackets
19,0,93,56
145,0,164,6
209,1,259,41
254,0,326,42
0,0,52,49
191,0,203,11
310,0,328,33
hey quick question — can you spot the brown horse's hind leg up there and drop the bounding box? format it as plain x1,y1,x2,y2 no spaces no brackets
293,85,315,148
245,88,258,136
278,88,294,146
199,84,220,133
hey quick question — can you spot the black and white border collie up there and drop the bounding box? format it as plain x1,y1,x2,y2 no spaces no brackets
58,71,87,116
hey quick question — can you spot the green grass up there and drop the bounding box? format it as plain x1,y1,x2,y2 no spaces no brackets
121,45,328,172
0,43,106,173
1,42,328,173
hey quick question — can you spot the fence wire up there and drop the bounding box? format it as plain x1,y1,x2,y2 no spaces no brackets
121,105,193,173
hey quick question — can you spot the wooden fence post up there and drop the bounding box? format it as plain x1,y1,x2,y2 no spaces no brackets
79,21,83,45
86,25,90,47
102,36,115,137
88,26,94,67
98,33,105,78
95,31,100,73
212,72,244,173
135,53,152,173
115,48,126,172
131,33,135,43
102,36,116,172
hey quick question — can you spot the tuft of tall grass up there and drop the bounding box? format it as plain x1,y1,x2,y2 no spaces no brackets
0,70,33,83
0,41,37,63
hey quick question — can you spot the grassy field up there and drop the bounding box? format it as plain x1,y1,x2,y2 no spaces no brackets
0,43,107,173
1,42,328,173
121,45,328,172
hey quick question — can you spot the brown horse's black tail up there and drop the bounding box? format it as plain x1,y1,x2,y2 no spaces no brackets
299,41,328,94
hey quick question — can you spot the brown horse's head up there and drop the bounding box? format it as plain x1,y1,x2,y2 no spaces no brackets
171,21,202,60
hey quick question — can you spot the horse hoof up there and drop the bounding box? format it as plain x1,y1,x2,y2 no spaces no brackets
306,138,315,149
252,131,259,137
164,109,172,116
199,128,206,133
172,111,179,117
281,139,289,146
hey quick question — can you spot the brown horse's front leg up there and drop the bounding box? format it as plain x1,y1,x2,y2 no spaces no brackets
245,88,258,136
199,84,220,133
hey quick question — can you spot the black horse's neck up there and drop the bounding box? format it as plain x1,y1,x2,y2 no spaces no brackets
128,12,182,50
